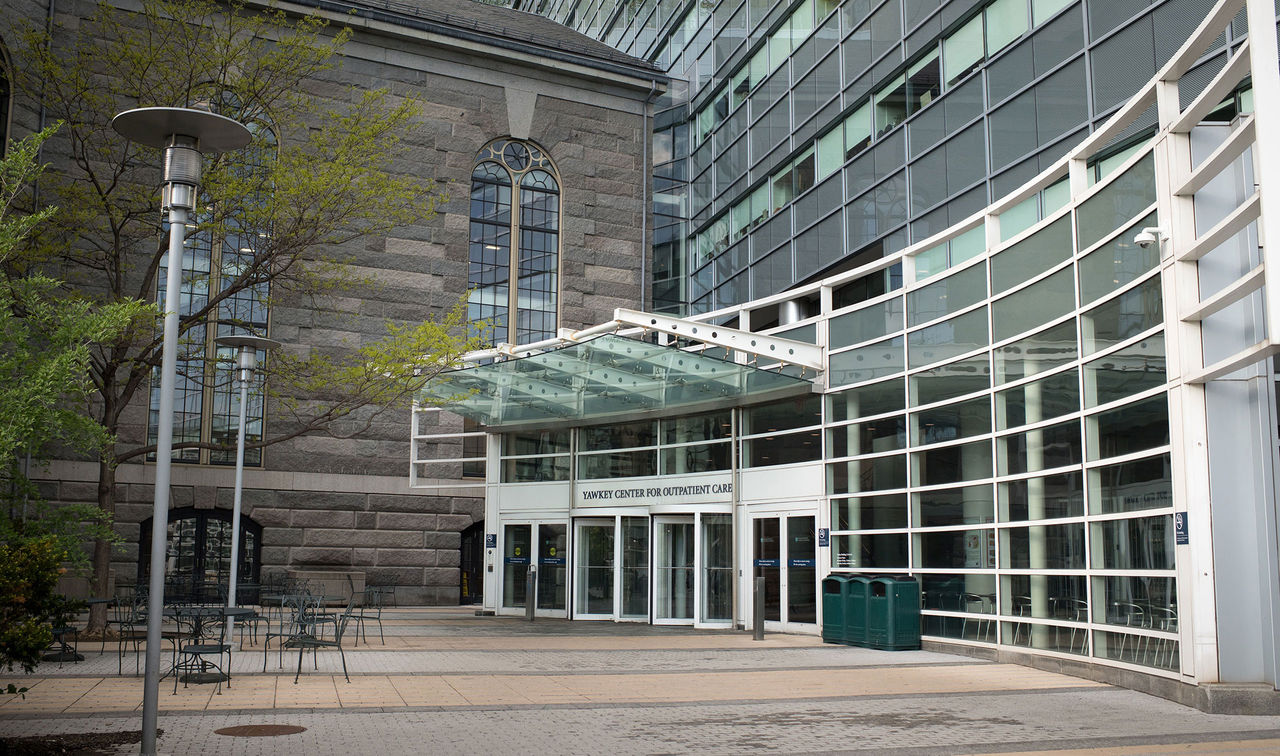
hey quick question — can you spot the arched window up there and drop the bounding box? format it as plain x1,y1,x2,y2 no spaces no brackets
137,507,263,602
148,109,276,466
468,139,560,346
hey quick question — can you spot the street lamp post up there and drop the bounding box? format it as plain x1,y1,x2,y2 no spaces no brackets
111,107,251,756
213,334,281,644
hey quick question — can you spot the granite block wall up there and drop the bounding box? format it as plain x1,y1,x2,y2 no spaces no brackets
2,0,655,603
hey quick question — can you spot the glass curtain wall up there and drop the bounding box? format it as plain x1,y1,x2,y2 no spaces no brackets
522,0,1235,319
825,147,1177,672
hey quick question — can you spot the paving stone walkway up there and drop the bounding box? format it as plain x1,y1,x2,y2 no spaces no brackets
3,608,1279,754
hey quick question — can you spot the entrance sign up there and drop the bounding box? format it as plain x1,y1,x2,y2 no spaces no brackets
1175,512,1189,545
575,473,733,507
818,528,829,547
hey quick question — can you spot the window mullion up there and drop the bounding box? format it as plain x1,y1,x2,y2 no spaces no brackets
510,168,521,343
199,234,223,465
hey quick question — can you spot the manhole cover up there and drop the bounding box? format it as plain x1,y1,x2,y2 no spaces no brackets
214,725,307,737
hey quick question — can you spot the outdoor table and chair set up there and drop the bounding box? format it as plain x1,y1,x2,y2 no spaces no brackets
49,578,389,692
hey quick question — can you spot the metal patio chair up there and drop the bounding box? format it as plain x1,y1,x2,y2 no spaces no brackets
284,593,357,683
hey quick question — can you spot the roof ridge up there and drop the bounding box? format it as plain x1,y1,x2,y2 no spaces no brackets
341,0,663,73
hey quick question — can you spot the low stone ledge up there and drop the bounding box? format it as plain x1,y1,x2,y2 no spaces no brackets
922,639,1280,715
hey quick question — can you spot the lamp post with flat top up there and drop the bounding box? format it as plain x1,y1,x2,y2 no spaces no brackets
111,106,251,756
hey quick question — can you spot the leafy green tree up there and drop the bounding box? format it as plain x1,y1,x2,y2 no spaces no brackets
6,0,480,631
0,536,71,676
0,129,141,670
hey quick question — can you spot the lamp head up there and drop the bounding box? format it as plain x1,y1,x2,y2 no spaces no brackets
214,334,282,382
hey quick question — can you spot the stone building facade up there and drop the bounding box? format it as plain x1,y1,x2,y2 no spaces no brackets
0,0,664,603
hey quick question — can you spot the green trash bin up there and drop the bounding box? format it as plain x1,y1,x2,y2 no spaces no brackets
865,575,921,650
846,575,870,646
821,575,852,644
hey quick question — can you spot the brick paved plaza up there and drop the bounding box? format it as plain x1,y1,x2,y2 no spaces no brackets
3,608,1280,754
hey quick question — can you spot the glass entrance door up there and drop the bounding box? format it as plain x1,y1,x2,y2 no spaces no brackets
502,524,531,609
536,523,567,615
574,519,615,618
753,514,817,629
787,516,817,624
654,517,695,624
500,522,567,615
620,516,650,619
701,514,733,624
754,517,781,622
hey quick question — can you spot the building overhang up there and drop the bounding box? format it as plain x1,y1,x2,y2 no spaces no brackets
418,332,819,431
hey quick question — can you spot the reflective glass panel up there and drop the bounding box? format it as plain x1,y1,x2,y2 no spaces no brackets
831,532,908,568
1000,574,1087,620
996,368,1079,430
912,439,993,485
990,216,1072,294
1087,394,1169,461
742,394,822,434
832,493,908,530
1078,212,1159,304
828,379,905,420
829,415,906,457
827,454,908,494
1089,453,1173,514
912,354,991,406
999,471,1085,521
1082,277,1162,356
908,307,989,368
581,420,656,451
830,336,906,386
995,320,1078,384
830,297,905,348
1091,515,1174,570
992,267,1076,342
911,396,991,445
1084,334,1165,408
997,419,1082,475
907,263,987,326
913,483,995,527
1001,523,1085,569
743,429,823,467
1076,153,1156,251
915,529,995,568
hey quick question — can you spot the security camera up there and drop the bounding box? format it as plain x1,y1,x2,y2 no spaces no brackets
1133,227,1162,249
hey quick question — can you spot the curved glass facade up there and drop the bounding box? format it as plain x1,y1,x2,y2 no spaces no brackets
823,146,1174,669
513,0,1248,315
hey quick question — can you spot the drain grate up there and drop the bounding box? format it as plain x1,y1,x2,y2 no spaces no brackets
214,725,307,737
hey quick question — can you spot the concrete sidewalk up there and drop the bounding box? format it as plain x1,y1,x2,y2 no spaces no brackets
3,608,1279,754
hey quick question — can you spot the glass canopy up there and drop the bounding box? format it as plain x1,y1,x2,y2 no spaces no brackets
419,334,817,429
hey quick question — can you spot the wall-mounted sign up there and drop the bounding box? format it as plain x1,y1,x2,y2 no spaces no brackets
818,528,829,547
1175,512,1189,545
574,472,733,507
485,533,497,549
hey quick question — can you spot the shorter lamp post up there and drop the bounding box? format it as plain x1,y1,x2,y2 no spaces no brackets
214,334,281,642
